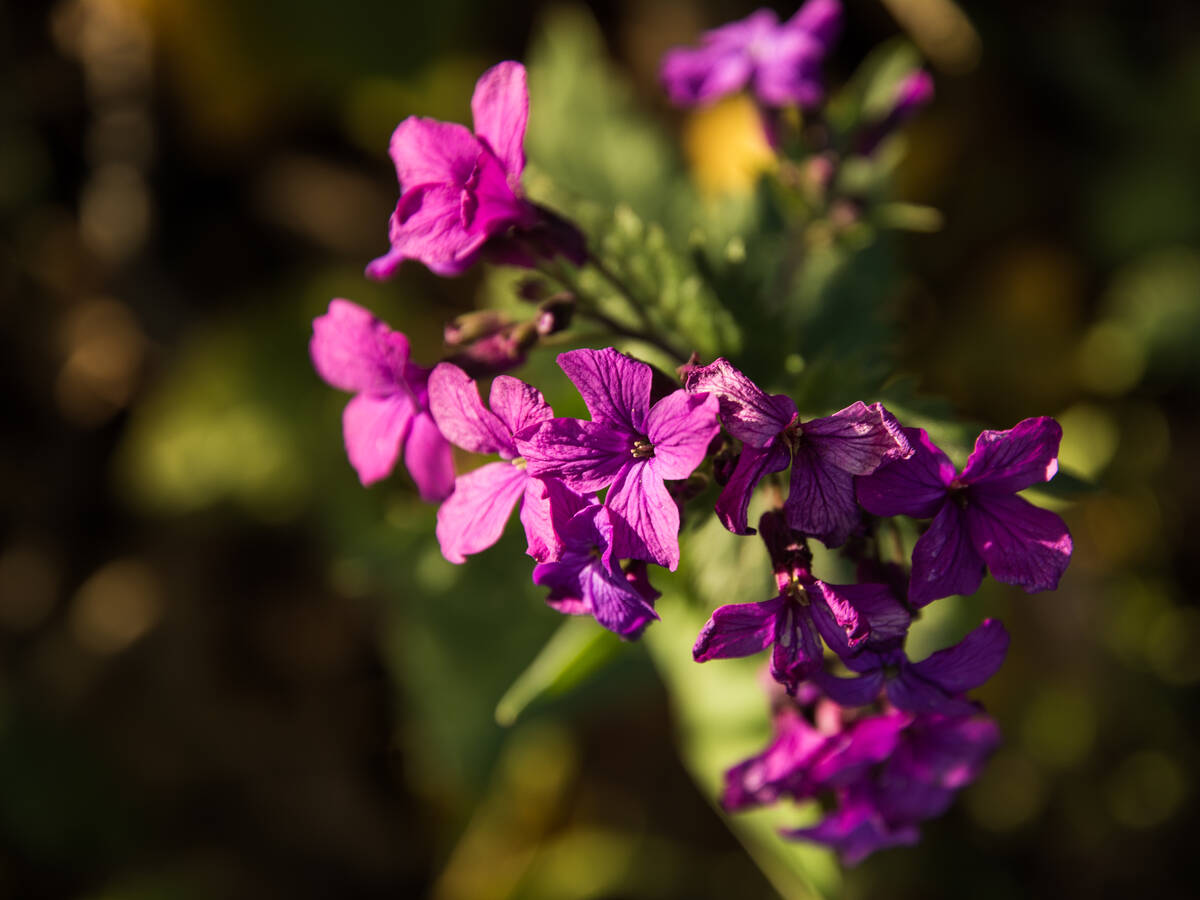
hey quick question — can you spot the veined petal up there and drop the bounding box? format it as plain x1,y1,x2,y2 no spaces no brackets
516,418,631,492
578,559,659,638
404,411,455,501
557,347,651,433
855,427,954,519
519,476,592,564
683,358,796,447
470,61,528,181
965,493,1073,593
961,417,1063,494
771,602,825,690
342,392,414,486
908,618,1010,693
366,184,491,280
490,375,553,438
435,462,527,563
693,595,785,662
785,445,861,547
386,117,481,191
428,362,513,456
310,299,409,394
803,401,912,475
644,390,720,480
606,460,681,569
813,581,912,651
715,443,792,535
908,501,985,606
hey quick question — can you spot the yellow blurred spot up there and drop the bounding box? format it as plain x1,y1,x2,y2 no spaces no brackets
1146,606,1200,685
1075,321,1146,395
68,558,163,655
683,96,776,197
1082,490,1161,571
879,0,982,74
0,542,59,632
1021,685,1097,767
1106,751,1186,828
79,163,152,262
1056,403,1119,481
965,750,1046,831
56,297,146,426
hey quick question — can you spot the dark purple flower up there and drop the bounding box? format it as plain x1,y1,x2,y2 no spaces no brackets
684,358,911,545
533,505,660,638
427,362,588,564
855,69,935,155
856,420,1074,606
366,62,583,280
310,299,454,499
516,348,720,571
814,618,1010,715
692,512,911,693
661,0,842,109
722,705,832,811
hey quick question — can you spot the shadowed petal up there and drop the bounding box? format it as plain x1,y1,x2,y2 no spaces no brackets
310,299,409,394
782,795,920,866
802,401,912,475
342,393,414,486
683,358,796,447
519,476,592,564
813,669,886,708
435,462,527,563
722,709,830,811
558,348,651,433
579,561,659,638
404,411,455,501
813,581,912,652
785,445,860,547
490,375,553,438
715,443,792,535
771,602,824,690
961,417,1062,493
909,618,1010,693
693,595,785,662
645,390,720,479
517,418,631,492
909,501,985,606
787,0,843,48
856,427,954,519
428,362,512,456
885,673,981,716
606,460,681,569
965,493,1073,593
470,61,528,180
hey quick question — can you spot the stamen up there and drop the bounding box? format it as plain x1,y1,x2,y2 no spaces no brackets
631,439,655,459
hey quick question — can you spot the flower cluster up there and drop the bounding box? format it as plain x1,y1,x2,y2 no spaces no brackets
306,5,1075,869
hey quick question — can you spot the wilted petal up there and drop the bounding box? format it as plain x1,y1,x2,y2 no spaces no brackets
961,417,1063,494
310,299,409,394
693,595,785,662
404,411,455,501
683,358,796,447
490,375,553,438
606,460,681,569
856,427,954,519
428,362,513,456
470,61,528,180
435,462,527,563
386,117,480,191
558,347,652,433
342,392,414,486
715,443,792,535
644,390,720,480
785,445,861,547
909,501,985,606
908,618,1010,693
965,493,1073,593
803,401,912,475
517,418,631,492
519,476,592,564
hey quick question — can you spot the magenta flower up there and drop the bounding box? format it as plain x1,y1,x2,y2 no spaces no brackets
366,62,583,280
427,362,589,564
722,705,832,811
515,348,720,571
813,618,1010,715
685,358,911,545
310,299,453,499
692,512,910,693
660,0,842,109
856,420,1074,606
856,69,935,155
533,505,660,639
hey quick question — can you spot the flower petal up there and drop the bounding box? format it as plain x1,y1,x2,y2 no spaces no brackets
644,390,720,480
683,358,796,447
771,603,825,690
960,417,1063,494
435,462,527,563
782,794,920,866
693,595,785,662
722,709,830,811
714,443,793,535
965,493,1073,593
812,669,886,708
342,392,414,486
404,411,455,501
787,0,843,49
516,418,631,493
386,117,480,191
490,375,554,438
470,61,528,180
813,581,912,652
802,401,912,476
519,476,593,564
908,618,1010,693
884,673,981,717
785,445,861,547
578,559,659,638
855,427,954,519
908,501,985,606
310,299,409,394
427,362,513,456
557,347,651,433
365,184,491,280
606,460,681,569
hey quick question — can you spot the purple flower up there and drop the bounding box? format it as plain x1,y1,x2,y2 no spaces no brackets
533,505,660,639
427,362,589,564
856,69,935,155
722,705,832,811
366,62,583,280
660,0,842,109
684,358,911,545
814,618,1010,715
515,348,720,571
310,299,454,499
692,512,911,693
856,420,1074,606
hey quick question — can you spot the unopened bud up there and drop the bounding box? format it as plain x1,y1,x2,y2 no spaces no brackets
536,294,575,336
444,310,509,347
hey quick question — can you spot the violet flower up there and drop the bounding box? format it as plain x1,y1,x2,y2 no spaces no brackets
310,299,453,499
366,62,584,280
660,0,842,109
532,505,660,639
427,362,589,564
515,348,720,571
684,358,911,545
856,420,1074,606
813,618,1010,715
722,704,831,811
855,69,935,155
692,511,911,693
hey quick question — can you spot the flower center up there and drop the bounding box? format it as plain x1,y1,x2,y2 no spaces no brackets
512,457,527,470
784,575,811,606
631,439,655,459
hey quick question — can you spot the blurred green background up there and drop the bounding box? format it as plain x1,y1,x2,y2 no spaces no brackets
2,0,1199,897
